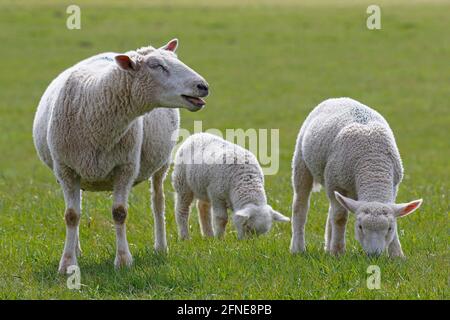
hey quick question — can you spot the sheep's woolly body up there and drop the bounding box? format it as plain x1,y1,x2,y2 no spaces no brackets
290,97,410,257
294,97,403,202
172,133,289,239
30,38,213,273
173,133,266,211
33,48,179,191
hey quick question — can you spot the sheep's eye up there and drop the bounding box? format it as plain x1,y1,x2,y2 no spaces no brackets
359,225,363,231
388,227,392,232
149,63,168,73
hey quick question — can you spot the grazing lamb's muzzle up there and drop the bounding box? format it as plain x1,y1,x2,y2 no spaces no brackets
366,249,383,257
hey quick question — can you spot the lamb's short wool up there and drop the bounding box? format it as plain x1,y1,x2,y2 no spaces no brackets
172,133,290,240
290,98,422,257
33,39,209,273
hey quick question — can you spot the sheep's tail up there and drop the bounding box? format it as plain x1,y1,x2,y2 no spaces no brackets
312,181,322,192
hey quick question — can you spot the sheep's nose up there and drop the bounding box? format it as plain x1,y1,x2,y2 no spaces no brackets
196,83,209,96
367,250,382,258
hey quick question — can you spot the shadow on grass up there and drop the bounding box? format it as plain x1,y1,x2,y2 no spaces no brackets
289,246,401,267
32,248,201,298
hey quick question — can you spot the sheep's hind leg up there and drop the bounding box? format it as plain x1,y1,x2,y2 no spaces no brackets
290,159,313,253
151,164,169,252
197,200,213,238
175,190,194,240
112,165,136,269
212,200,228,239
56,164,81,274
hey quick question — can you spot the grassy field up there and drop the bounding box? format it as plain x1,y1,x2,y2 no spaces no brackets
0,0,448,299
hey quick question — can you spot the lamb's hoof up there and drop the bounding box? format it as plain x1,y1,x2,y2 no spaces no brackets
179,234,190,241
114,251,133,269
154,244,168,254
389,252,406,259
290,242,306,254
329,249,345,257
58,254,78,275
328,242,346,256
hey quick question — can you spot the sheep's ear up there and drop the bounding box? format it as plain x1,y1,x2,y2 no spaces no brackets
271,209,290,223
334,191,360,213
115,54,137,71
392,199,423,218
160,38,178,52
234,209,250,220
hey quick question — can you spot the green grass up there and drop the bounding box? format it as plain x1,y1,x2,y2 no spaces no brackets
0,0,448,299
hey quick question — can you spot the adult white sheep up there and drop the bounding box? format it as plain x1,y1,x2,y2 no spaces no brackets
172,133,290,240
290,98,422,257
33,39,209,273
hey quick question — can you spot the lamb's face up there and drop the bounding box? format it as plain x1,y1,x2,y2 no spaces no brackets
233,204,290,239
334,191,423,257
353,203,397,256
115,39,209,112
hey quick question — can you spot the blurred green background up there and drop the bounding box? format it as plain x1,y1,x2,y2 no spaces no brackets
0,0,448,299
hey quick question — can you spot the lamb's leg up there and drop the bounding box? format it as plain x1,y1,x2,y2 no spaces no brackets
212,200,228,238
324,212,332,252
388,227,405,258
175,190,194,240
328,199,348,256
290,159,313,253
197,200,214,238
76,227,82,257
151,164,169,252
56,165,81,274
112,165,136,269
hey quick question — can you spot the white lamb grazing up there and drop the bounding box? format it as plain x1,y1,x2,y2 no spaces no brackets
290,98,422,257
172,133,290,240
32,39,209,273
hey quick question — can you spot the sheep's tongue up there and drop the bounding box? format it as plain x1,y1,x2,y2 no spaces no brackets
185,96,205,106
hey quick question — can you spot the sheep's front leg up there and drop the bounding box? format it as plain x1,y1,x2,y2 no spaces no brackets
175,190,194,240
388,227,405,258
324,213,332,252
212,200,228,238
328,200,348,256
290,159,313,253
112,165,135,269
56,165,81,274
151,164,169,252
76,227,82,257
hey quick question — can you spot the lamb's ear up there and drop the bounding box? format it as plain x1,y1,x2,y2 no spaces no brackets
392,199,423,218
115,54,137,71
234,208,251,220
160,38,178,52
334,191,360,213
271,209,290,223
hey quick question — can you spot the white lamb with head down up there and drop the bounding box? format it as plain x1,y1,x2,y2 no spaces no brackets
32,39,209,273
172,133,290,240
290,98,422,257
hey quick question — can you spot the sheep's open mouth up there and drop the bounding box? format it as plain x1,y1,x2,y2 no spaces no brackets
181,95,206,108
